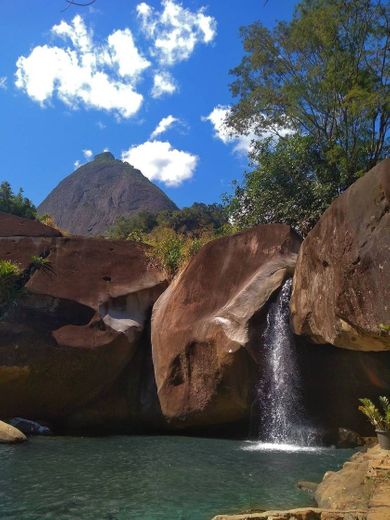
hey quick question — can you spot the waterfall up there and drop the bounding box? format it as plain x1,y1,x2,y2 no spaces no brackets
256,278,314,447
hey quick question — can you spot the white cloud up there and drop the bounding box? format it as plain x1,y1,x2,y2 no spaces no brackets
137,0,217,66
151,71,176,98
15,15,147,119
83,149,93,159
137,2,152,17
74,159,81,168
0,76,7,90
203,105,293,155
107,29,150,78
122,140,197,187
150,115,178,139
203,105,255,154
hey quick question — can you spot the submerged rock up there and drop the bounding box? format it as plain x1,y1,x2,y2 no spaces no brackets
291,159,390,351
296,480,318,494
151,224,301,430
0,419,27,443
8,417,51,436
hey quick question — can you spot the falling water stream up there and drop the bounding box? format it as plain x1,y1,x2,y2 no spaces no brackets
252,278,316,450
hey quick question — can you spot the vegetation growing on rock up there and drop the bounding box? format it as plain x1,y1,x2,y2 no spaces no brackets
0,259,21,311
106,203,235,278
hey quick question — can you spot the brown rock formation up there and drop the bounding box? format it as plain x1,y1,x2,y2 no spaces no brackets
296,340,390,436
0,419,27,443
0,212,167,430
151,224,302,429
0,211,62,238
291,159,390,351
315,445,390,517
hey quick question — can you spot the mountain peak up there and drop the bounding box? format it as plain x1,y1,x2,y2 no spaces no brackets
38,156,177,236
94,151,115,162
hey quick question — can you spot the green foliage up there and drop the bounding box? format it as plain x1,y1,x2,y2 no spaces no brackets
0,181,36,219
143,227,216,279
145,227,187,279
359,397,390,431
225,135,338,236
0,259,22,308
379,324,390,333
37,213,55,227
157,203,228,236
106,204,228,241
106,211,158,240
227,0,389,233
30,255,50,270
106,205,234,278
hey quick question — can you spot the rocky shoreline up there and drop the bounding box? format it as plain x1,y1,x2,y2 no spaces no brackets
212,444,390,520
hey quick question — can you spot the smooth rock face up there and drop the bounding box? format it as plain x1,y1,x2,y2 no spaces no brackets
0,211,62,238
0,419,27,443
151,224,302,429
296,339,390,436
291,159,390,351
38,153,177,236
0,213,167,429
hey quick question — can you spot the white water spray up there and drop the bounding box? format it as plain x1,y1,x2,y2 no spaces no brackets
255,278,316,448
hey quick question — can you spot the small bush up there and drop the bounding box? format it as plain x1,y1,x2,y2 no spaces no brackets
142,227,218,280
145,227,187,279
38,213,56,227
0,259,22,307
30,255,50,270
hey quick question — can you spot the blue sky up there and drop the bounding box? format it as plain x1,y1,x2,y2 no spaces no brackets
0,0,297,209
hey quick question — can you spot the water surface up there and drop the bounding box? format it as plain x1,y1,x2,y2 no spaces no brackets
0,436,353,520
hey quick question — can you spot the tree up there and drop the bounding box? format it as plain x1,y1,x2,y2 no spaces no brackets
157,203,228,235
106,211,158,240
0,182,36,219
225,135,336,236
106,203,229,240
228,0,389,190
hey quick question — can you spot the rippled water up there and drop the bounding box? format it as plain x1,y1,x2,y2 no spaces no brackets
0,436,353,520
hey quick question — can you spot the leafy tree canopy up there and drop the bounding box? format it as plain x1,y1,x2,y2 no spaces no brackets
229,0,389,183
227,0,389,235
106,203,229,240
225,135,338,236
0,182,36,219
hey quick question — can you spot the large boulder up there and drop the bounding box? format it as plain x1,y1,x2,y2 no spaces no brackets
0,211,62,238
291,159,390,351
151,224,301,430
0,213,167,430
